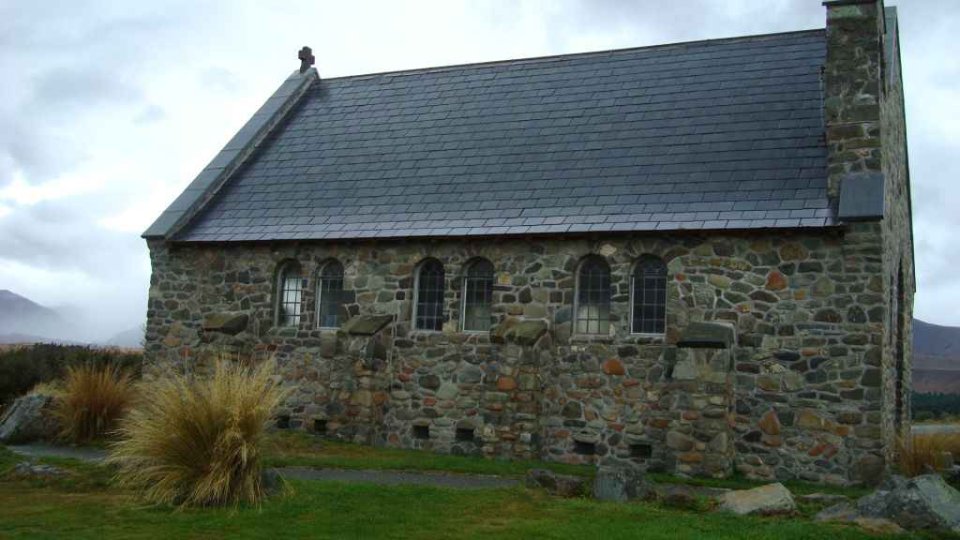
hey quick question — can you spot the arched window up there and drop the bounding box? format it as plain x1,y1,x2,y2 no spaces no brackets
316,260,344,329
575,256,611,335
277,261,303,327
631,256,667,334
462,258,494,332
414,259,445,331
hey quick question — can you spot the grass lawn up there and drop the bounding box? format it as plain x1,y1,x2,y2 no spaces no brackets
0,440,938,539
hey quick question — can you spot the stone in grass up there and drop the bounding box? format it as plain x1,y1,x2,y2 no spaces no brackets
525,469,588,498
0,394,59,444
716,483,797,516
13,461,67,478
815,504,905,535
592,466,654,502
857,475,960,533
657,484,702,509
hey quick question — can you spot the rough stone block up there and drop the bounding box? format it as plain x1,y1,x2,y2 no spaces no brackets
201,312,249,335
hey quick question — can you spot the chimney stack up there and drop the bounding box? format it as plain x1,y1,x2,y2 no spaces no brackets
822,0,886,220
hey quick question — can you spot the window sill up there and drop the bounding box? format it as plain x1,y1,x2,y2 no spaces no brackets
623,333,667,344
569,334,616,344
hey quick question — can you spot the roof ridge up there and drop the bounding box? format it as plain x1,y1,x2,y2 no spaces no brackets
321,28,825,83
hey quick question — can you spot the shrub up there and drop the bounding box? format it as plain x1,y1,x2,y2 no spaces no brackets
109,359,286,507
54,364,134,443
0,344,142,406
897,432,960,477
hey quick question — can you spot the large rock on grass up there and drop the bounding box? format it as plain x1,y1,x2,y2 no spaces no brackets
525,469,588,497
857,475,960,533
716,483,797,516
592,466,653,502
0,394,59,444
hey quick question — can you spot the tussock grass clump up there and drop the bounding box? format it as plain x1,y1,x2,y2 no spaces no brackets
897,432,960,476
109,360,286,507
54,364,134,443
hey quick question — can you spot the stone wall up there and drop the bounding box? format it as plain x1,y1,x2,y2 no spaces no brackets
145,226,893,484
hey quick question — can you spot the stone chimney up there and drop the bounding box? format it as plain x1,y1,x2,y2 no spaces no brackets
822,0,886,220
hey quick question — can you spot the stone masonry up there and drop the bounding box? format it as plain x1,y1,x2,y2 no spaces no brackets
143,0,913,487
146,224,904,484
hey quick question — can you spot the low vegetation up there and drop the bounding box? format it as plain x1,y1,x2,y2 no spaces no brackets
54,364,134,443
0,344,141,406
109,359,285,507
897,431,960,477
913,392,960,422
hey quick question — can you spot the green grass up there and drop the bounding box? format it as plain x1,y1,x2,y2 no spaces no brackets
0,441,947,539
0,476,897,539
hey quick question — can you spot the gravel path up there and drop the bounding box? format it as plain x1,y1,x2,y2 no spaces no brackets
6,445,520,490
274,466,520,490
8,444,108,462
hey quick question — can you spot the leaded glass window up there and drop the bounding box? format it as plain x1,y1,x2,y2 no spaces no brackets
415,259,445,331
317,260,344,329
575,257,611,335
277,263,303,327
631,256,667,334
462,259,494,332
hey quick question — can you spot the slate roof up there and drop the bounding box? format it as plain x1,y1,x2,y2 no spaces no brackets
168,30,833,242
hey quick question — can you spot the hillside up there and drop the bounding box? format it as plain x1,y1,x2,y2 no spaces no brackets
0,289,69,341
912,319,960,394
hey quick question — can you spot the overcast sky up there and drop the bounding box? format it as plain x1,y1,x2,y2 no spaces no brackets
0,0,958,340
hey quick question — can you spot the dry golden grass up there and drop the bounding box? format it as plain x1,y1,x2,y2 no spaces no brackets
108,359,286,507
897,431,960,477
53,364,134,443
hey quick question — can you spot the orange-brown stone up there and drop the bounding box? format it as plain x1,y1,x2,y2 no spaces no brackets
497,376,517,391
678,452,704,463
602,359,626,376
650,418,671,429
766,271,788,291
758,410,781,435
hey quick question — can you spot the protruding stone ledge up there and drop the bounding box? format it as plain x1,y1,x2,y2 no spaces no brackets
677,321,736,349
491,318,548,346
340,314,393,336
201,312,249,335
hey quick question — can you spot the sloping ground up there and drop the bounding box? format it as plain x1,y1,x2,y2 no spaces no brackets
914,320,960,395
914,369,960,394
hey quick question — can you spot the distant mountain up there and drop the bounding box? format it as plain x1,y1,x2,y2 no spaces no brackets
912,319,960,394
105,326,144,349
0,289,70,341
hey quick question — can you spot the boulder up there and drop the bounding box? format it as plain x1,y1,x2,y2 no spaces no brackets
525,469,588,498
716,483,797,516
0,394,59,444
592,466,653,502
857,475,960,533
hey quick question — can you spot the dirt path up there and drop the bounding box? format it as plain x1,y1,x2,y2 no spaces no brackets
273,466,519,490
8,444,108,462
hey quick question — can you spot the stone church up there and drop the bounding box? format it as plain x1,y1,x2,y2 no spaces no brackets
144,0,913,484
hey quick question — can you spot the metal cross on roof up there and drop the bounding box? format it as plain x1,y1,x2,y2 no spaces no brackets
298,46,315,74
